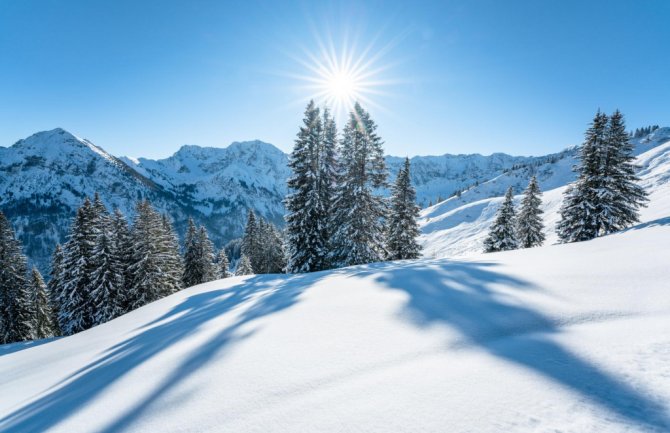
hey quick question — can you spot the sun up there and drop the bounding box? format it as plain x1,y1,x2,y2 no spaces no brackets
287,34,400,119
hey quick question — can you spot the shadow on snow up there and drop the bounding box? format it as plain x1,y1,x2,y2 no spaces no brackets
1,259,668,432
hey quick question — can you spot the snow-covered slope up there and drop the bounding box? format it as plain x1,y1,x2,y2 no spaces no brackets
419,128,670,258
1,214,669,432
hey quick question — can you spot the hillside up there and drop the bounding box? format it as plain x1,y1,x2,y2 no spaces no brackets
419,127,670,258
1,211,669,432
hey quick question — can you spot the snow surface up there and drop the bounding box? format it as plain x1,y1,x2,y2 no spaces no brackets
419,128,670,258
1,216,670,432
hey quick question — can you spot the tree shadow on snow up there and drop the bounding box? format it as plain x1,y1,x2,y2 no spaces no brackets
362,260,670,431
0,272,326,433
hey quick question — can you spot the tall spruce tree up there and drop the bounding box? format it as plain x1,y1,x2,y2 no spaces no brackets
385,158,422,260
557,111,609,243
217,248,231,279
182,218,201,287
319,108,339,261
30,267,57,339
181,220,217,285
330,102,388,267
0,211,32,343
126,201,182,311
484,187,518,253
158,214,184,296
89,226,125,325
597,110,648,234
285,100,329,273
516,176,545,248
111,209,132,313
241,210,262,271
59,198,97,335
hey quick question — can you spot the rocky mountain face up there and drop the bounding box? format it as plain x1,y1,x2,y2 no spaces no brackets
6,126,657,272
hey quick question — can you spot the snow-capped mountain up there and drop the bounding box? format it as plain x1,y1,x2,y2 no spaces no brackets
419,127,670,258
0,129,290,272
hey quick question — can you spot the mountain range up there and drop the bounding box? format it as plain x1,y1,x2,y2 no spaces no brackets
1,127,665,272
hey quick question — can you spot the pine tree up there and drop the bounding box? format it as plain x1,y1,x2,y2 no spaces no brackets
385,158,422,260
47,244,64,336
111,209,132,313
217,248,231,278
330,102,388,267
236,254,254,276
197,225,217,283
241,210,262,271
557,111,608,243
257,219,286,273
126,201,182,311
319,108,339,261
0,211,33,343
59,198,97,335
158,213,183,296
484,187,518,252
597,110,648,234
89,226,124,325
30,267,57,339
183,219,218,286
285,100,329,273
182,218,200,287
558,110,647,242
516,176,545,248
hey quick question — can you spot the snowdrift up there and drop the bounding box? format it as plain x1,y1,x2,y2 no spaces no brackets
1,220,670,432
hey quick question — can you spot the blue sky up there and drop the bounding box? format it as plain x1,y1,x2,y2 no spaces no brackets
1,0,668,159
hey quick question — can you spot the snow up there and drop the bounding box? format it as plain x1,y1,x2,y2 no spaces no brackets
1,212,670,432
419,129,670,258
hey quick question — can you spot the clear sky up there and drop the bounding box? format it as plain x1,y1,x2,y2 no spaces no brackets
1,0,668,159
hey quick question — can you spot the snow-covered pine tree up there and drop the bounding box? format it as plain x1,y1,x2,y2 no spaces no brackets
126,201,182,310
110,209,132,313
217,248,231,278
30,267,57,339
235,254,254,276
89,225,124,325
516,176,545,248
0,211,32,343
257,219,286,273
285,100,328,273
182,219,217,286
597,110,648,234
182,218,200,287
385,157,422,260
483,187,518,253
330,102,389,267
157,213,183,297
197,225,217,283
319,108,339,264
557,111,608,243
47,244,64,336
241,210,262,272
59,198,97,335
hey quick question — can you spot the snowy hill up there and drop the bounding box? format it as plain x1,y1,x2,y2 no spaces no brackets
1,213,669,432
419,127,670,258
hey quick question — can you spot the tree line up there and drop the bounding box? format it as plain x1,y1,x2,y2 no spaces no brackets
484,110,648,252
0,193,285,343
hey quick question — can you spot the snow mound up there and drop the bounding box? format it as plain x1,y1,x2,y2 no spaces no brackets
1,222,670,432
